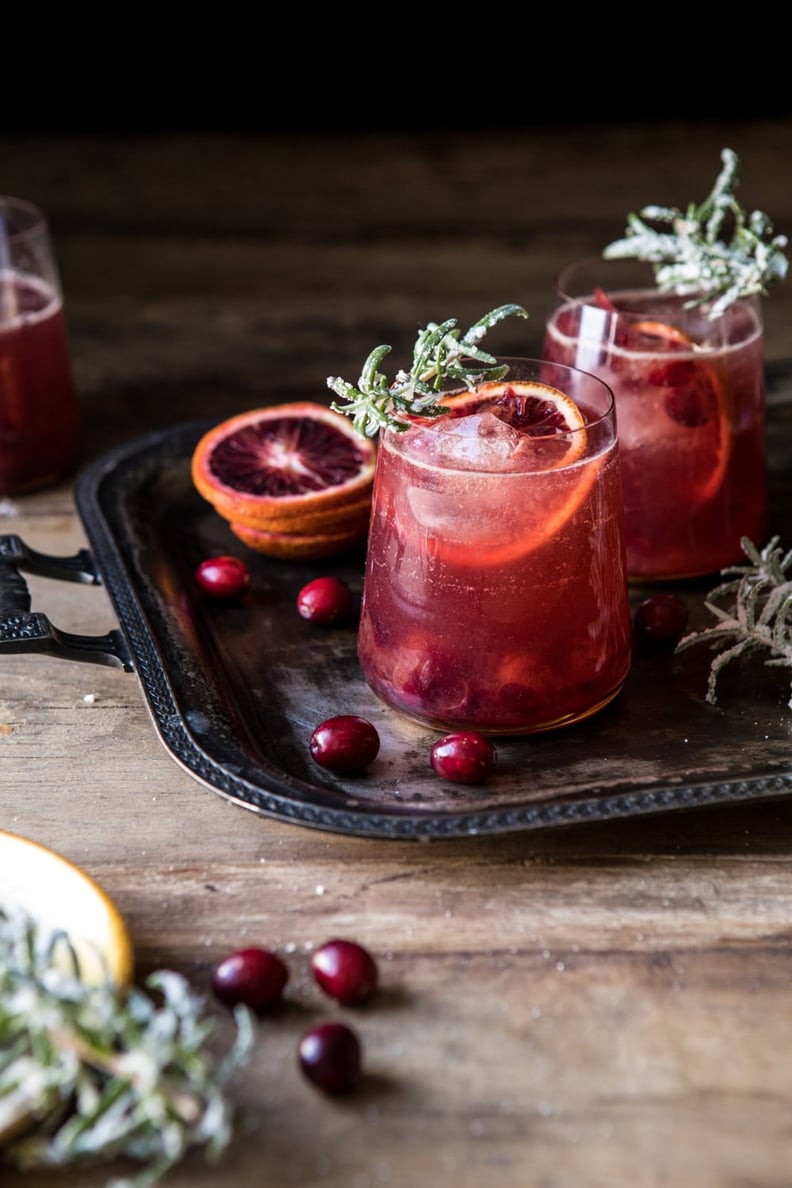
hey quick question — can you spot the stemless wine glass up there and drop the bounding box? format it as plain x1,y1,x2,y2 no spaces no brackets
543,256,766,582
0,196,80,496
357,358,632,735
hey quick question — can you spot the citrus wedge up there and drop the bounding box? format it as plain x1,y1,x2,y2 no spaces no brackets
230,519,368,561
629,319,732,502
400,379,601,568
0,830,133,988
434,379,588,467
191,402,376,558
191,403,376,529
229,492,373,536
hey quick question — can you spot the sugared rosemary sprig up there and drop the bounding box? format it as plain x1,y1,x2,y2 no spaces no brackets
675,536,792,706
327,303,529,436
0,908,254,1188
603,147,789,317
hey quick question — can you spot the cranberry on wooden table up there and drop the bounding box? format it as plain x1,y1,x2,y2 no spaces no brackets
195,554,252,600
211,946,289,1011
311,938,379,1005
298,1021,363,1093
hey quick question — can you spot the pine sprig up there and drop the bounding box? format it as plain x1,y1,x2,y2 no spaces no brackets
603,148,789,317
327,303,529,436
675,536,792,706
0,909,254,1188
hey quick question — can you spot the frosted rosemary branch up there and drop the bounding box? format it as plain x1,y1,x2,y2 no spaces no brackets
603,147,789,317
327,303,529,437
0,908,254,1188
675,536,792,707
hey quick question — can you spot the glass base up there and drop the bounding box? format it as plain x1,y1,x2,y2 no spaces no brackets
369,679,630,737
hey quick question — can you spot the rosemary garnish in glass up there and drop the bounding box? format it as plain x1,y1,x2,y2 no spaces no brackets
675,536,792,707
0,908,254,1188
603,147,789,317
327,303,529,436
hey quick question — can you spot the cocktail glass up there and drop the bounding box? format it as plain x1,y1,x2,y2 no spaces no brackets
543,256,766,582
0,196,80,496
357,357,632,735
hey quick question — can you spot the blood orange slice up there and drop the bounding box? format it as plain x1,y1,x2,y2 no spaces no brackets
191,403,377,530
429,379,588,467
402,380,600,568
229,493,373,536
628,320,732,502
230,519,368,561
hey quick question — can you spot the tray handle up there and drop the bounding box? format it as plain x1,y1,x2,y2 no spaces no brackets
0,534,133,671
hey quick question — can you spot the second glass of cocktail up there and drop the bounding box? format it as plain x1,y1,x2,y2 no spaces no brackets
543,255,766,582
329,314,632,735
543,148,788,583
0,195,80,496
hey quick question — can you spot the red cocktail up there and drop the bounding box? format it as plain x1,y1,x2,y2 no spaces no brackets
0,198,80,496
357,358,631,734
544,257,766,581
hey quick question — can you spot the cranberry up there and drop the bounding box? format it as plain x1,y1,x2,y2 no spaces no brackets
211,946,289,1011
311,938,379,1005
430,731,497,784
195,555,251,600
634,593,689,649
309,715,380,773
298,1021,362,1093
297,576,353,624
593,286,618,312
662,382,711,427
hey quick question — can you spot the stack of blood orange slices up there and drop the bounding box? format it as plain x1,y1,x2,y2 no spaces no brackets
191,403,377,560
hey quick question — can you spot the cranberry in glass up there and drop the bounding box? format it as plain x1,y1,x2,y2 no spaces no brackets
298,1021,362,1093
309,715,380,773
634,593,689,649
211,946,289,1011
311,938,379,1005
195,555,251,600
297,576,353,624
430,731,497,784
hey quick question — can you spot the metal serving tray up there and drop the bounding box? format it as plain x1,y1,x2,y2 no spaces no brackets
2,362,792,840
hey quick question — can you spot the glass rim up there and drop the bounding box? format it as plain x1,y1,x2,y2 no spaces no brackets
0,195,49,243
484,355,616,433
554,255,658,303
553,254,763,318
386,353,617,446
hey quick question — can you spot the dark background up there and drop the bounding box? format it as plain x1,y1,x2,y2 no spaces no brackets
6,17,790,136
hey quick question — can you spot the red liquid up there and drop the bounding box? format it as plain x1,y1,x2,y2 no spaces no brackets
0,271,80,495
544,288,766,580
357,370,632,734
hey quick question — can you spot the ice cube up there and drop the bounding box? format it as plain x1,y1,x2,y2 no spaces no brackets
429,411,524,472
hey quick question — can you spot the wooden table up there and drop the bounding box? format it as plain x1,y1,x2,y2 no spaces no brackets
3,119,792,1188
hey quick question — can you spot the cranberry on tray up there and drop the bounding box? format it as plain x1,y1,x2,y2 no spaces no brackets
195,554,252,600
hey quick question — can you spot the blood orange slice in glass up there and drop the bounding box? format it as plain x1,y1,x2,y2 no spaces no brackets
433,379,588,467
403,379,600,567
191,403,377,530
626,320,732,502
